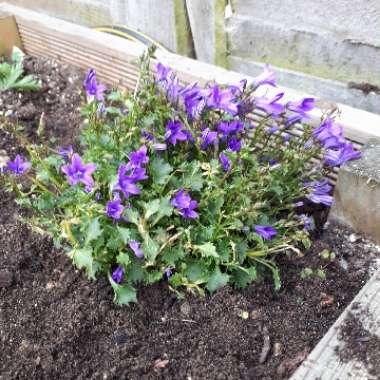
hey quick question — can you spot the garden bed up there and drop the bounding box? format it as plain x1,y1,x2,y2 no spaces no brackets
1,55,380,380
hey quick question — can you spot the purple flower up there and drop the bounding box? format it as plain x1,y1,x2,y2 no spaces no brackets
324,142,361,167
313,118,345,149
255,93,285,118
95,192,102,201
285,114,303,127
181,84,206,119
227,137,241,152
6,155,31,175
113,164,141,198
305,179,333,206
287,98,315,119
165,120,189,145
218,120,244,140
164,267,173,279
83,69,106,101
299,214,313,231
112,266,124,284
253,64,276,89
125,146,149,170
283,133,291,142
59,146,73,162
62,153,96,191
171,188,199,219
141,130,154,141
254,225,277,240
228,79,247,95
200,128,218,150
129,240,144,258
206,84,238,115
156,63,173,83
106,194,124,220
219,152,231,172
268,126,279,134
128,167,148,182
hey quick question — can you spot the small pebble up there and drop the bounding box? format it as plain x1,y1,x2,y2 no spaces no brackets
273,342,284,357
349,233,359,243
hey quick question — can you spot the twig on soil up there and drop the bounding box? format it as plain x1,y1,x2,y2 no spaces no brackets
152,317,198,324
259,326,271,364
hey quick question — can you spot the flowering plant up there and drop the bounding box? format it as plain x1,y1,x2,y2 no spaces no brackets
3,51,360,304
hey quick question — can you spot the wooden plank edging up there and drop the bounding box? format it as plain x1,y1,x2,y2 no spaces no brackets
1,2,379,146
290,267,380,380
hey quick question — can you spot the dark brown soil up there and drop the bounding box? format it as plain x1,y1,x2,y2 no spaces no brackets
336,304,380,379
1,56,380,380
0,55,83,148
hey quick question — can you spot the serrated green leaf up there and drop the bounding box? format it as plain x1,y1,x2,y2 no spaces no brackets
206,268,229,293
231,266,257,288
195,242,218,258
150,157,172,185
85,217,102,245
142,236,159,262
145,270,163,284
161,247,186,266
158,196,173,217
117,226,132,244
110,281,137,305
271,265,281,290
116,252,131,267
124,208,139,225
72,247,97,280
142,199,160,219
126,259,145,283
181,162,204,191
185,261,209,283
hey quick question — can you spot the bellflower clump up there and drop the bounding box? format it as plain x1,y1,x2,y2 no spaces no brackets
5,50,361,305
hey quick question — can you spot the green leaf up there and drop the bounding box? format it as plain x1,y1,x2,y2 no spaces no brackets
231,266,257,288
185,261,209,283
158,196,173,217
207,195,224,220
72,247,97,280
145,270,163,284
126,259,145,283
109,279,137,305
124,208,139,225
162,247,186,266
142,199,160,219
206,268,229,293
195,242,218,258
117,227,132,244
150,157,172,185
85,217,102,245
116,252,131,267
181,162,204,191
142,236,160,262
271,265,281,290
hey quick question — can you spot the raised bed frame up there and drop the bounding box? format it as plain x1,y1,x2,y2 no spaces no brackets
1,3,380,379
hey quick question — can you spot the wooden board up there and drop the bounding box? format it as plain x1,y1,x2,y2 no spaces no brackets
1,4,380,379
0,14,23,58
1,2,379,146
290,266,380,380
